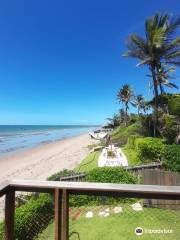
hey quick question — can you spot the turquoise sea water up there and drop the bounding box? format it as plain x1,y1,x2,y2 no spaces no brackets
0,125,98,156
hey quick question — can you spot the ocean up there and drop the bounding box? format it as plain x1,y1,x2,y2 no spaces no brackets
0,125,98,156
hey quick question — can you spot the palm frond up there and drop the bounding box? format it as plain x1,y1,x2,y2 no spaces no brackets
165,51,180,59
136,57,152,66
163,82,179,89
165,16,180,37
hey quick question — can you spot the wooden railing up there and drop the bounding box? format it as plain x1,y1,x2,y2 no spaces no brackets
125,162,162,171
55,173,86,182
0,180,180,240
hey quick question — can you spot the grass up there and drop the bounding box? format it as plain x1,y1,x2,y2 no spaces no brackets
37,204,180,240
74,151,100,172
75,142,140,173
122,145,141,166
111,122,140,146
87,143,99,150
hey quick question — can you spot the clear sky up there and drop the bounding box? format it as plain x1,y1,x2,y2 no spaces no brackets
0,0,179,125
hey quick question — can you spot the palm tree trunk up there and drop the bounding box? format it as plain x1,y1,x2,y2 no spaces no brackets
151,65,159,137
125,103,128,126
138,107,140,116
159,82,164,95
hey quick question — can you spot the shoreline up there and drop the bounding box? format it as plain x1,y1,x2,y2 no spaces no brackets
0,133,94,184
0,133,95,220
0,126,97,157
0,131,89,158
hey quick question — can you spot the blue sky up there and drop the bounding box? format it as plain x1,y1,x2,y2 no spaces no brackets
0,0,179,125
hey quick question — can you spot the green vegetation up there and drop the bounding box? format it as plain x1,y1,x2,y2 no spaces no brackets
1,12,179,240
87,143,99,150
121,136,165,165
47,169,75,181
111,122,140,146
163,144,180,172
0,194,54,240
117,84,134,126
135,137,165,163
74,151,100,172
167,94,180,117
38,205,180,240
86,167,137,184
124,13,180,137
122,145,140,165
69,167,137,207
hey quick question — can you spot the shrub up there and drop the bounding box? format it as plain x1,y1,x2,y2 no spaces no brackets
69,167,137,207
15,194,53,240
139,115,154,137
158,114,179,144
135,137,165,162
86,167,137,184
111,122,140,146
162,144,180,172
168,94,180,117
0,221,4,239
0,194,54,240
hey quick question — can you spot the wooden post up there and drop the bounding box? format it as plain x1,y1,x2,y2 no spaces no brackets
61,189,69,240
5,189,15,240
54,188,62,240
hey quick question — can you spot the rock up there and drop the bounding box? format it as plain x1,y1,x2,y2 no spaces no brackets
103,212,110,217
113,206,123,213
105,208,110,212
98,211,105,216
131,203,143,211
85,211,93,218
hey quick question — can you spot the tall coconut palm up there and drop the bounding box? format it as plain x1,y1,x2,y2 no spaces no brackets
123,13,180,135
133,95,146,115
117,84,134,126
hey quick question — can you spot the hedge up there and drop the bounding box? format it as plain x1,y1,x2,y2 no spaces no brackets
0,194,54,240
135,137,165,163
86,167,137,184
69,167,137,206
162,144,180,172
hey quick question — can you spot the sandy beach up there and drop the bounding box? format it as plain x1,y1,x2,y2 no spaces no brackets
0,133,94,219
0,133,93,184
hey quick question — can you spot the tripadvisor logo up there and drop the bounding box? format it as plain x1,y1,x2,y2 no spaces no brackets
135,227,143,236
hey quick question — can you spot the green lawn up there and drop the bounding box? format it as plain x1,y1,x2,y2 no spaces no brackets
74,145,140,173
74,151,100,172
122,145,141,166
74,144,140,173
37,204,180,240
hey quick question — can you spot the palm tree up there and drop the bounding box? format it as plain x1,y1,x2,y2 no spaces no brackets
133,95,146,115
147,64,178,94
157,64,178,94
106,114,120,128
117,84,134,126
123,13,180,135
119,108,126,124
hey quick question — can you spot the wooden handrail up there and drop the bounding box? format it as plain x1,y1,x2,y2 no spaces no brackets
9,180,180,199
0,181,10,198
0,180,180,240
